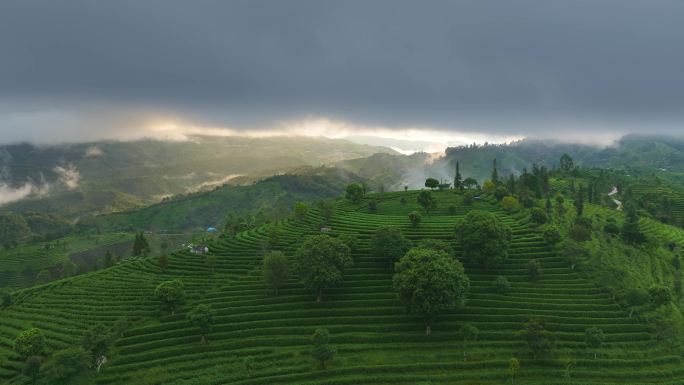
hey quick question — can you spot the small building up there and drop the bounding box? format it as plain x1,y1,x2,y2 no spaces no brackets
189,245,209,254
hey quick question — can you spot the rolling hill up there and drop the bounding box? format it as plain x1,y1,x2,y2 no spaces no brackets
0,190,681,384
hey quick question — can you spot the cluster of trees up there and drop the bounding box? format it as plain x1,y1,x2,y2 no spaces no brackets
14,319,131,383
0,212,73,249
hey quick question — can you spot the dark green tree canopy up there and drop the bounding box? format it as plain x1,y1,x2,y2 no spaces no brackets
425,178,439,190
345,183,365,203
187,304,214,344
417,190,437,214
294,235,352,302
455,210,512,268
14,328,46,359
311,328,335,369
262,251,289,296
81,324,111,366
155,279,185,314
408,211,422,227
393,248,470,335
371,226,411,266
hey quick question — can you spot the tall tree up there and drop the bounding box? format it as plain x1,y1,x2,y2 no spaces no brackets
371,226,411,268
417,190,437,215
393,248,470,335
187,304,214,344
454,160,463,191
521,318,552,358
585,327,605,359
560,153,574,172
294,235,352,302
491,158,499,184
311,328,335,369
82,324,110,368
574,185,585,217
262,251,289,296
345,183,365,203
154,280,185,315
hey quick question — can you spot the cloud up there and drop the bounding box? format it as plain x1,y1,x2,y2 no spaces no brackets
0,1,683,143
53,164,81,190
0,183,34,205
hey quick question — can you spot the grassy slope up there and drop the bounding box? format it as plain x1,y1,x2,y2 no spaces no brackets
0,191,681,384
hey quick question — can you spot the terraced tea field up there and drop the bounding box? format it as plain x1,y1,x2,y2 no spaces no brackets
0,191,682,384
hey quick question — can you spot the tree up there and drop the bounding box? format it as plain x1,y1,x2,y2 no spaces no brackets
367,199,378,213
262,251,289,296
294,235,352,302
624,288,649,317
103,250,115,268
649,284,672,308
82,324,110,368
408,211,422,228
317,200,335,226
15,328,46,359
521,318,552,358
35,269,51,285
0,213,31,249
338,234,358,252
393,248,470,335
463,177,478,190
482,180,495,193
111,317,132,338
493,275,511,295
424,178,439,190
584,327,605,359
416,239,454,256
456,210,512,268
417,190,437,215
371,226,411,268
560,153,574,172
158,254,169,271
155,279,185,314
621,206,646,244
265,226,281,250
574,185,585,217
23,356,41,384
454,161,463,191
293,202,309,221
508,357,520,385
500,196,520,212
311,328,335,369
491,158,499,184
530,207,548,225
527,259,543,281
187,304,214,344
542,225,561,245
459,323,478,361
49,347,89,383
205,254,217,273
132,232,151,257
345,183,365,203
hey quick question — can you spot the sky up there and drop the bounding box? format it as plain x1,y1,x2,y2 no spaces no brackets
1,0,684,151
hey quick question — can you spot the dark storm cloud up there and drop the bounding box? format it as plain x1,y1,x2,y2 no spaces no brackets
1,0,683,142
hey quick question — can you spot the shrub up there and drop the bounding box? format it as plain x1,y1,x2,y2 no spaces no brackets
311,328,335,369
371,226,411,268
